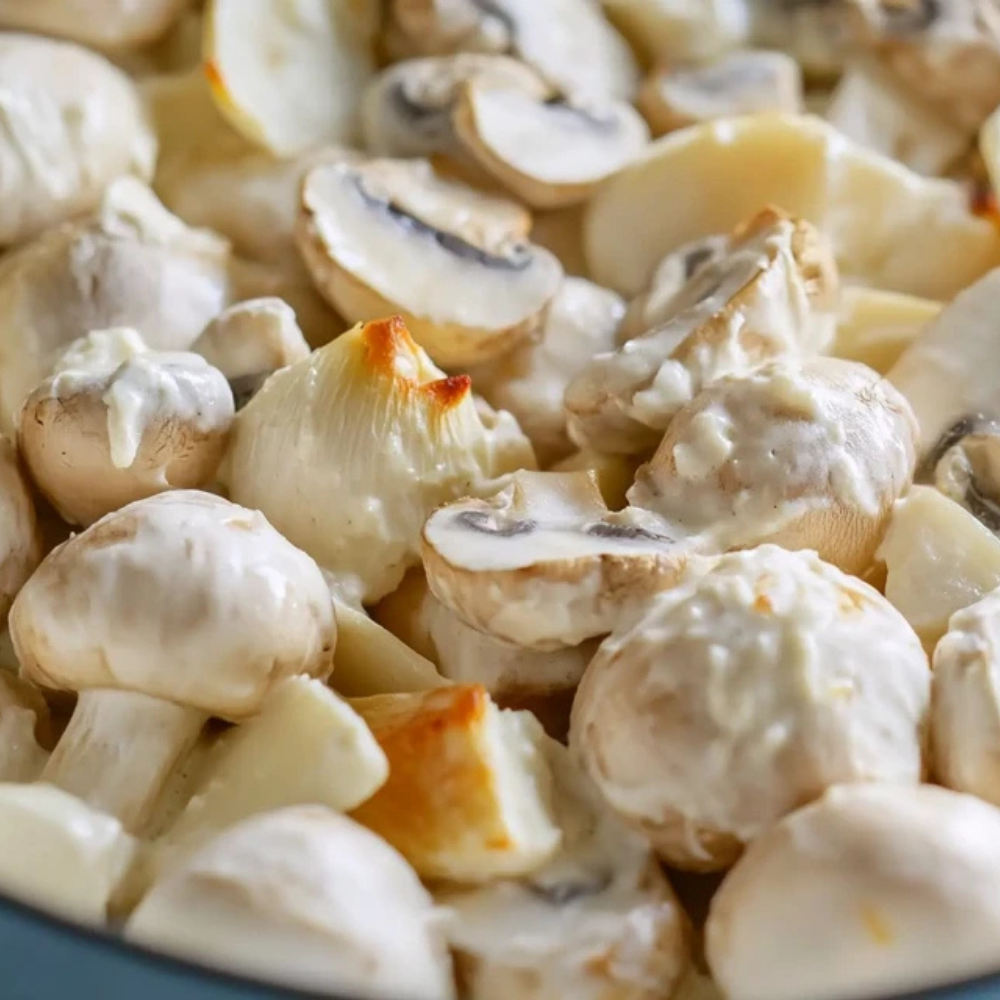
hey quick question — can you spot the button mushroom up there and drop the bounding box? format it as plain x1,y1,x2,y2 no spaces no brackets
225,315,535,607
10,490,337,833
438,738,690,1000
127,807,456,1000
570,545,930,871
350,684,561,881
638,50,803,137
706,784,1000,1000
296,158,561,367
565,207,839,456
422,469,698,650
584,114,1000,298
19,330,235,527
628,356,918,576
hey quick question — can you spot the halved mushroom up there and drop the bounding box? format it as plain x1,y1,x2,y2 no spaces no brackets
19,332,235,527
468,277,625,466
570,545,929,871
422,470,700,651
452,82,650,209
706,785,1000,1000
11,491,337,833
296,158,562,367
438,738,690,1000
0,437,42,622
584,114,1000,298
0,673,53,784
382,0,640,103
876,486,1000,652
350,685,561,881
0,177,231,435
128,808,456,1000
628,356,919,576
638,50,802,137
0,34,155,247
565,207,839,456
203,0,379,155
225,315,535,607
362,54,548,158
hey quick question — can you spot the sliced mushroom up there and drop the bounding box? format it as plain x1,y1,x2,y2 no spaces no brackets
203,0,379,155
438,738,690,1000
468,277,625,466
706,785,1000,1000
362,54,548,158
127,808,456,1000
350,685,561,881
382,0,640,103
296,158,561,367
422,469,699,651
0,34,155,247
638,50,803,137
19,333,235,527
10,490,337,833
566,207,839,456
629,357,919,576
584,114,1000,298
876,486,1000,652
570,545,929,871
0,436,42,622
0,673,53,784
0,177,231,435
452,82,650,209
225,315,535,607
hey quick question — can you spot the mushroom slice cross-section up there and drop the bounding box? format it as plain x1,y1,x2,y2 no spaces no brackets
565,206,839,456
297,158,561,367
452,82,650,209
422,470,700,651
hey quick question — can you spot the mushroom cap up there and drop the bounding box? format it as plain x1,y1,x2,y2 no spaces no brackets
0,436,42,621
566,207,839,456
584,114,1000,298
19,344,234,528
570,545,930,871
127,806,455,1000
225,315,532,606
438,738,690,1000
296,157,560,367
0,178,231,435
203,0,379,156
0,34,155,248
452,83,650,209
9,490,336,721
638,50,803,136
422,469,698,650
705,784,1000,1000
628,356,918,575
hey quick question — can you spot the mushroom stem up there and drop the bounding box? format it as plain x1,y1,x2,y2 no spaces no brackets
42,690,207,834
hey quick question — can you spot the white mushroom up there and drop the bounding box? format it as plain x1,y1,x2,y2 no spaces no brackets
628,356,919,576
422,470,698,650
0,33,155,247
225,315,535,607
570,545,930,871
438,738,690,1000
468,277,625,466
382,0,640,103
296,157,561,367
0,436,42,621
0,784,136,925
0,672,53,783
638,50,803,137
584,114,1000,298
706,784,1000,1000
566,207,839,456
10,490,337,833
350,684,561,881
203,0,379,155
127,807,456,1000
19,330,235,527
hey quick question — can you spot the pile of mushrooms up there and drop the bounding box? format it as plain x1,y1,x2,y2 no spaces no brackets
0,3,1000,1000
